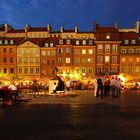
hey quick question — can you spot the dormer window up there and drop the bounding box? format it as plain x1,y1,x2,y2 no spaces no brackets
50,43,54,47
0,40,2,44
59,39,63,45
76,40,80,45
131,40,136,44
66,39,71,44
106,33,111,39
10,40,14,44
45,43,49,47
89,40,93,45
5,40,8,44
124,40,129,44
82,40,86,45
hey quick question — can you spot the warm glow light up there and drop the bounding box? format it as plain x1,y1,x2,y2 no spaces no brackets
70,74,73,78
118,74,126,82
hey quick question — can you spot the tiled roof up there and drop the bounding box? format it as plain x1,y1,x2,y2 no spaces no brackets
120,32,140,46
28,27,48,32
7,29,25,33
0,25,5,31
0,37,24,45
18,38,46,46
95,27,118,33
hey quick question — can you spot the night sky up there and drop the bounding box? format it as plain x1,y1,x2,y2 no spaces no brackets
0,0,140,31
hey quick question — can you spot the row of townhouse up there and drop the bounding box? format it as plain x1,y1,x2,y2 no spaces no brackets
0,21,140,81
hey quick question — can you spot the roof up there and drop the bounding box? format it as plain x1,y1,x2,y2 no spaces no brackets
7,29,25,33
28,27,48,32
120,32,140,46
0,37,24,45
95,27,119,33
0,24,5,31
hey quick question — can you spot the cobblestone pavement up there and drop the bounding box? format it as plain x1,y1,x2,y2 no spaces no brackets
0,90,140,140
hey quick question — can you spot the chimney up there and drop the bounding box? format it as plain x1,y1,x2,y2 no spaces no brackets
47,24,52,32
60,26,64,33
25,24,30,32
94,21,98,32
75,26,78,33
135,21,140,33
4,23,9,33
114,22,118,28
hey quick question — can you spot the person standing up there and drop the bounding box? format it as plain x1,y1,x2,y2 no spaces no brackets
94,77,98,97
96,76,103,98
116,78,121,97
53,82,57,93
65,78,71,91
110,77,117,98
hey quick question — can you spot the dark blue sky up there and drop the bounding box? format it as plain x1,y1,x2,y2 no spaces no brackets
0,0,140,31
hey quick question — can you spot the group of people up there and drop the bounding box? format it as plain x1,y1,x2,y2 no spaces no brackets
0,81,18,106
53,77,71,94
94,76,121,98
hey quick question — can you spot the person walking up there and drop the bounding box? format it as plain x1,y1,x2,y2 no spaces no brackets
96,76,104,98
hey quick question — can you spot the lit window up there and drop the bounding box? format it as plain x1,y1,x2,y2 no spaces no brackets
0,40,2,44
128,58,133,62
42,51,45,56
97,67,102,73
105,44,110,51
45,43,49,47
136,66,140,72
87,58,93,63
98,44,103,51
10,40,14,44
36,68,39,74
51,51,55,56
66,39,71,44
106,33,111,39
88,49,93,54
50,43,53,47
112,45,118,51
58,48,63,53
82,40,86,45
76,40,80,45
112,56,117,63
24,68,28,74
66,58,70,63
124,40,129,44
89,40,93,45
136,57,140,62
82,49,86,54
58,58,62,64
121,49,127,53
131,40,136,44
59,39,63,45
136,49,140,53
122,57,126,62
30,68,34,74
105,56,110,62
75,58,80,64
128,49,134,53
4,40,8,44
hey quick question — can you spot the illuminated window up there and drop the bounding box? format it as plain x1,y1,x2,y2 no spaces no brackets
128,66,133,73
112,44,118,51
128,58,133,62
82,49,86,54
105,56,110,62
82,40,86,45
58,48,63,53
87,58,93,63
4,40,8,44
136,66,140,72
98,44,103,51
58,58,62,64
42,51,46,56
45,43,49,47
10,40,14,44
97,67,102,73
89,40,93,45
122,58,126,62
88,68,92,74
76,40,80,45
50,43,53,47
136,49,140,53
66,39,71,44
59,39,63,45
0,40,2,44
124,40,129,44
66,58,70,63
131,40,136,44
128,49,134,53
88,49,93,54
18,68,22,74
105,44,110,51
121,49,127,53
51,51,55,56
136,57,140,62
106,33,111,39
112,56,117,63
24,68,28,74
